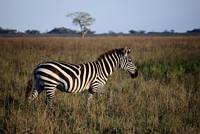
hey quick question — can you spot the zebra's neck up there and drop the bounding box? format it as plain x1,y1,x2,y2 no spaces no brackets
96,52,120,78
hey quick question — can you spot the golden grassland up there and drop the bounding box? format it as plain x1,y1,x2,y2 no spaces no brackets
0,36,200,134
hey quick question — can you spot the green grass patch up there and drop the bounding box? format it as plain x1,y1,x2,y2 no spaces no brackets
138,59,200,80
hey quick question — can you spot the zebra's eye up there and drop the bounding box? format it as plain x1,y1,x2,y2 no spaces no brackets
128,59,132,62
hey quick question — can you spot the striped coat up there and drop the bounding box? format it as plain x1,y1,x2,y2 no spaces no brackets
25,48,138,107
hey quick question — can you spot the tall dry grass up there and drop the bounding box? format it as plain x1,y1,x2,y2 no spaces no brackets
0,36,200,133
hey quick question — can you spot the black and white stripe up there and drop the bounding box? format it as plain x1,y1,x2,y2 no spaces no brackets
26,48,138,107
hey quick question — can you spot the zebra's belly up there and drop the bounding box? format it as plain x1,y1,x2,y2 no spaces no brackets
38,78,69,92
67,80,92,93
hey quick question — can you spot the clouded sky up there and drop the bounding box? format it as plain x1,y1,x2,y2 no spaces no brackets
0,0,200,33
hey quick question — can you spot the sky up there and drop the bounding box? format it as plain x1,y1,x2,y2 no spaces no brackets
0,0,200,33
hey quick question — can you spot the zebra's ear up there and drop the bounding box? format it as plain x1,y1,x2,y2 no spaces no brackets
123,47,131,55
122,48,127,55
127,48,131,54
120,47,130,56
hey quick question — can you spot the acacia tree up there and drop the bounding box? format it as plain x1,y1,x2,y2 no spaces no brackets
67,12,95,38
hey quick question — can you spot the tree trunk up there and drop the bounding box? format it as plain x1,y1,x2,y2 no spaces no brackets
81,31,87,38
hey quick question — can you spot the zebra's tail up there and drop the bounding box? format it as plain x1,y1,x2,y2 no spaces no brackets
25,76,33,100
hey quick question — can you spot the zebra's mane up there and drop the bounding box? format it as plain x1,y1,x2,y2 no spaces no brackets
97,48,124,60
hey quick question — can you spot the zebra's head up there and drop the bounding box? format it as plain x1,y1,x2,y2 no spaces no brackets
118,48,138,78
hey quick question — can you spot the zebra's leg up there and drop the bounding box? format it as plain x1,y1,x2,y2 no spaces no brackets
45,86,56,108
92,88,106,94
28,88,44,102
28,77,44,103
86,89,94,109
88,92,94,100
87,92,94,102
87,93,93,110
87,87,104,107
28,89,43,103
28,90,38,102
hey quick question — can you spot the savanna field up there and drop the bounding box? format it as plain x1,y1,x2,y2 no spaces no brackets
0,36,200,134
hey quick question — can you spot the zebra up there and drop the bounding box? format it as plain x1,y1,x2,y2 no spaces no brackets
25,47,138,108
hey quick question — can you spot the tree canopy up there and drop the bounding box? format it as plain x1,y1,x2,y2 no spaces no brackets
67,12,95,38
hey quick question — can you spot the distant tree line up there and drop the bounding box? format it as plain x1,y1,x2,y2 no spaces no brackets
0,27,17,34
0,26,200,36
0,26,95,36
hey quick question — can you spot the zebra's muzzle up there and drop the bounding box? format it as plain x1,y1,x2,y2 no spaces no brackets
130,70,138,78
